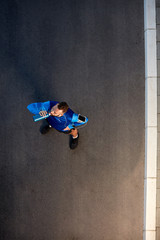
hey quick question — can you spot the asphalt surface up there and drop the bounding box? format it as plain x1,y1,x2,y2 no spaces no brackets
0,0,145,239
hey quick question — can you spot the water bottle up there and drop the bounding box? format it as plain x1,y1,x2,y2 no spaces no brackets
33,113,50,122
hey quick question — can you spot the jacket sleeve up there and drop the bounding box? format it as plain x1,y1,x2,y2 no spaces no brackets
67,113,88,129
27,101,51,114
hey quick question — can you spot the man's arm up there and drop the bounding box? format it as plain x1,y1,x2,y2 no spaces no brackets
27,101,51,114
62,113,88,131
71,113,88,127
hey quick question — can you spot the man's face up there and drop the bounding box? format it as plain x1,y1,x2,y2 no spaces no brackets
50,104,64,117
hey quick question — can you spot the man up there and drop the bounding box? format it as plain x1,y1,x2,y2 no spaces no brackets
27,101,88,149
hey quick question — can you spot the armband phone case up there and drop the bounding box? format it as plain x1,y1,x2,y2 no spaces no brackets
78,114,86,122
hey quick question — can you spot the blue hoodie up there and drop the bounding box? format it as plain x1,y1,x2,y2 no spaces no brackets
27,101,88,132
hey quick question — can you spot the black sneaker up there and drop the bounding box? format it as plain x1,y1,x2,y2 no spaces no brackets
69,133,79,149
40,124,52,134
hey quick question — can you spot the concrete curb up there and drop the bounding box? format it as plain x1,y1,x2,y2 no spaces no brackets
144,0,157,240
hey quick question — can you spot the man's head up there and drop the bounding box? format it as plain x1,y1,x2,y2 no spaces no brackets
50,102,69,117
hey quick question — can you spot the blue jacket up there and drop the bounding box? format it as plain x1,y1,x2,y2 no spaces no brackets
27,101,88,132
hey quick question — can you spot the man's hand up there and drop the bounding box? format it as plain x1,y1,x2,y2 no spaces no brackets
39,110,47,117
63,126,71,131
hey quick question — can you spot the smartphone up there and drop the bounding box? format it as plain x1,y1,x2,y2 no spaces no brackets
78,114,86,122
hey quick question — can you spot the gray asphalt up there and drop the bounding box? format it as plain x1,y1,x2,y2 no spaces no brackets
0,0,145,239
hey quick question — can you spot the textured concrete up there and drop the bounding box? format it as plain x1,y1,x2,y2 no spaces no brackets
157,228,160,240
157,189,160,207
157,155,160,170
158,96,160,113
158,133,160,150
157,42,160,59
158,78,160,95
158,115,160,131
157,2,160,239
158,60,160,77
0,0,144,240
157,0,160,7
158,169,160,181
157,7,160,24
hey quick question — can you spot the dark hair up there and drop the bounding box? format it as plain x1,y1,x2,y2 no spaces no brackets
58,102,69,113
